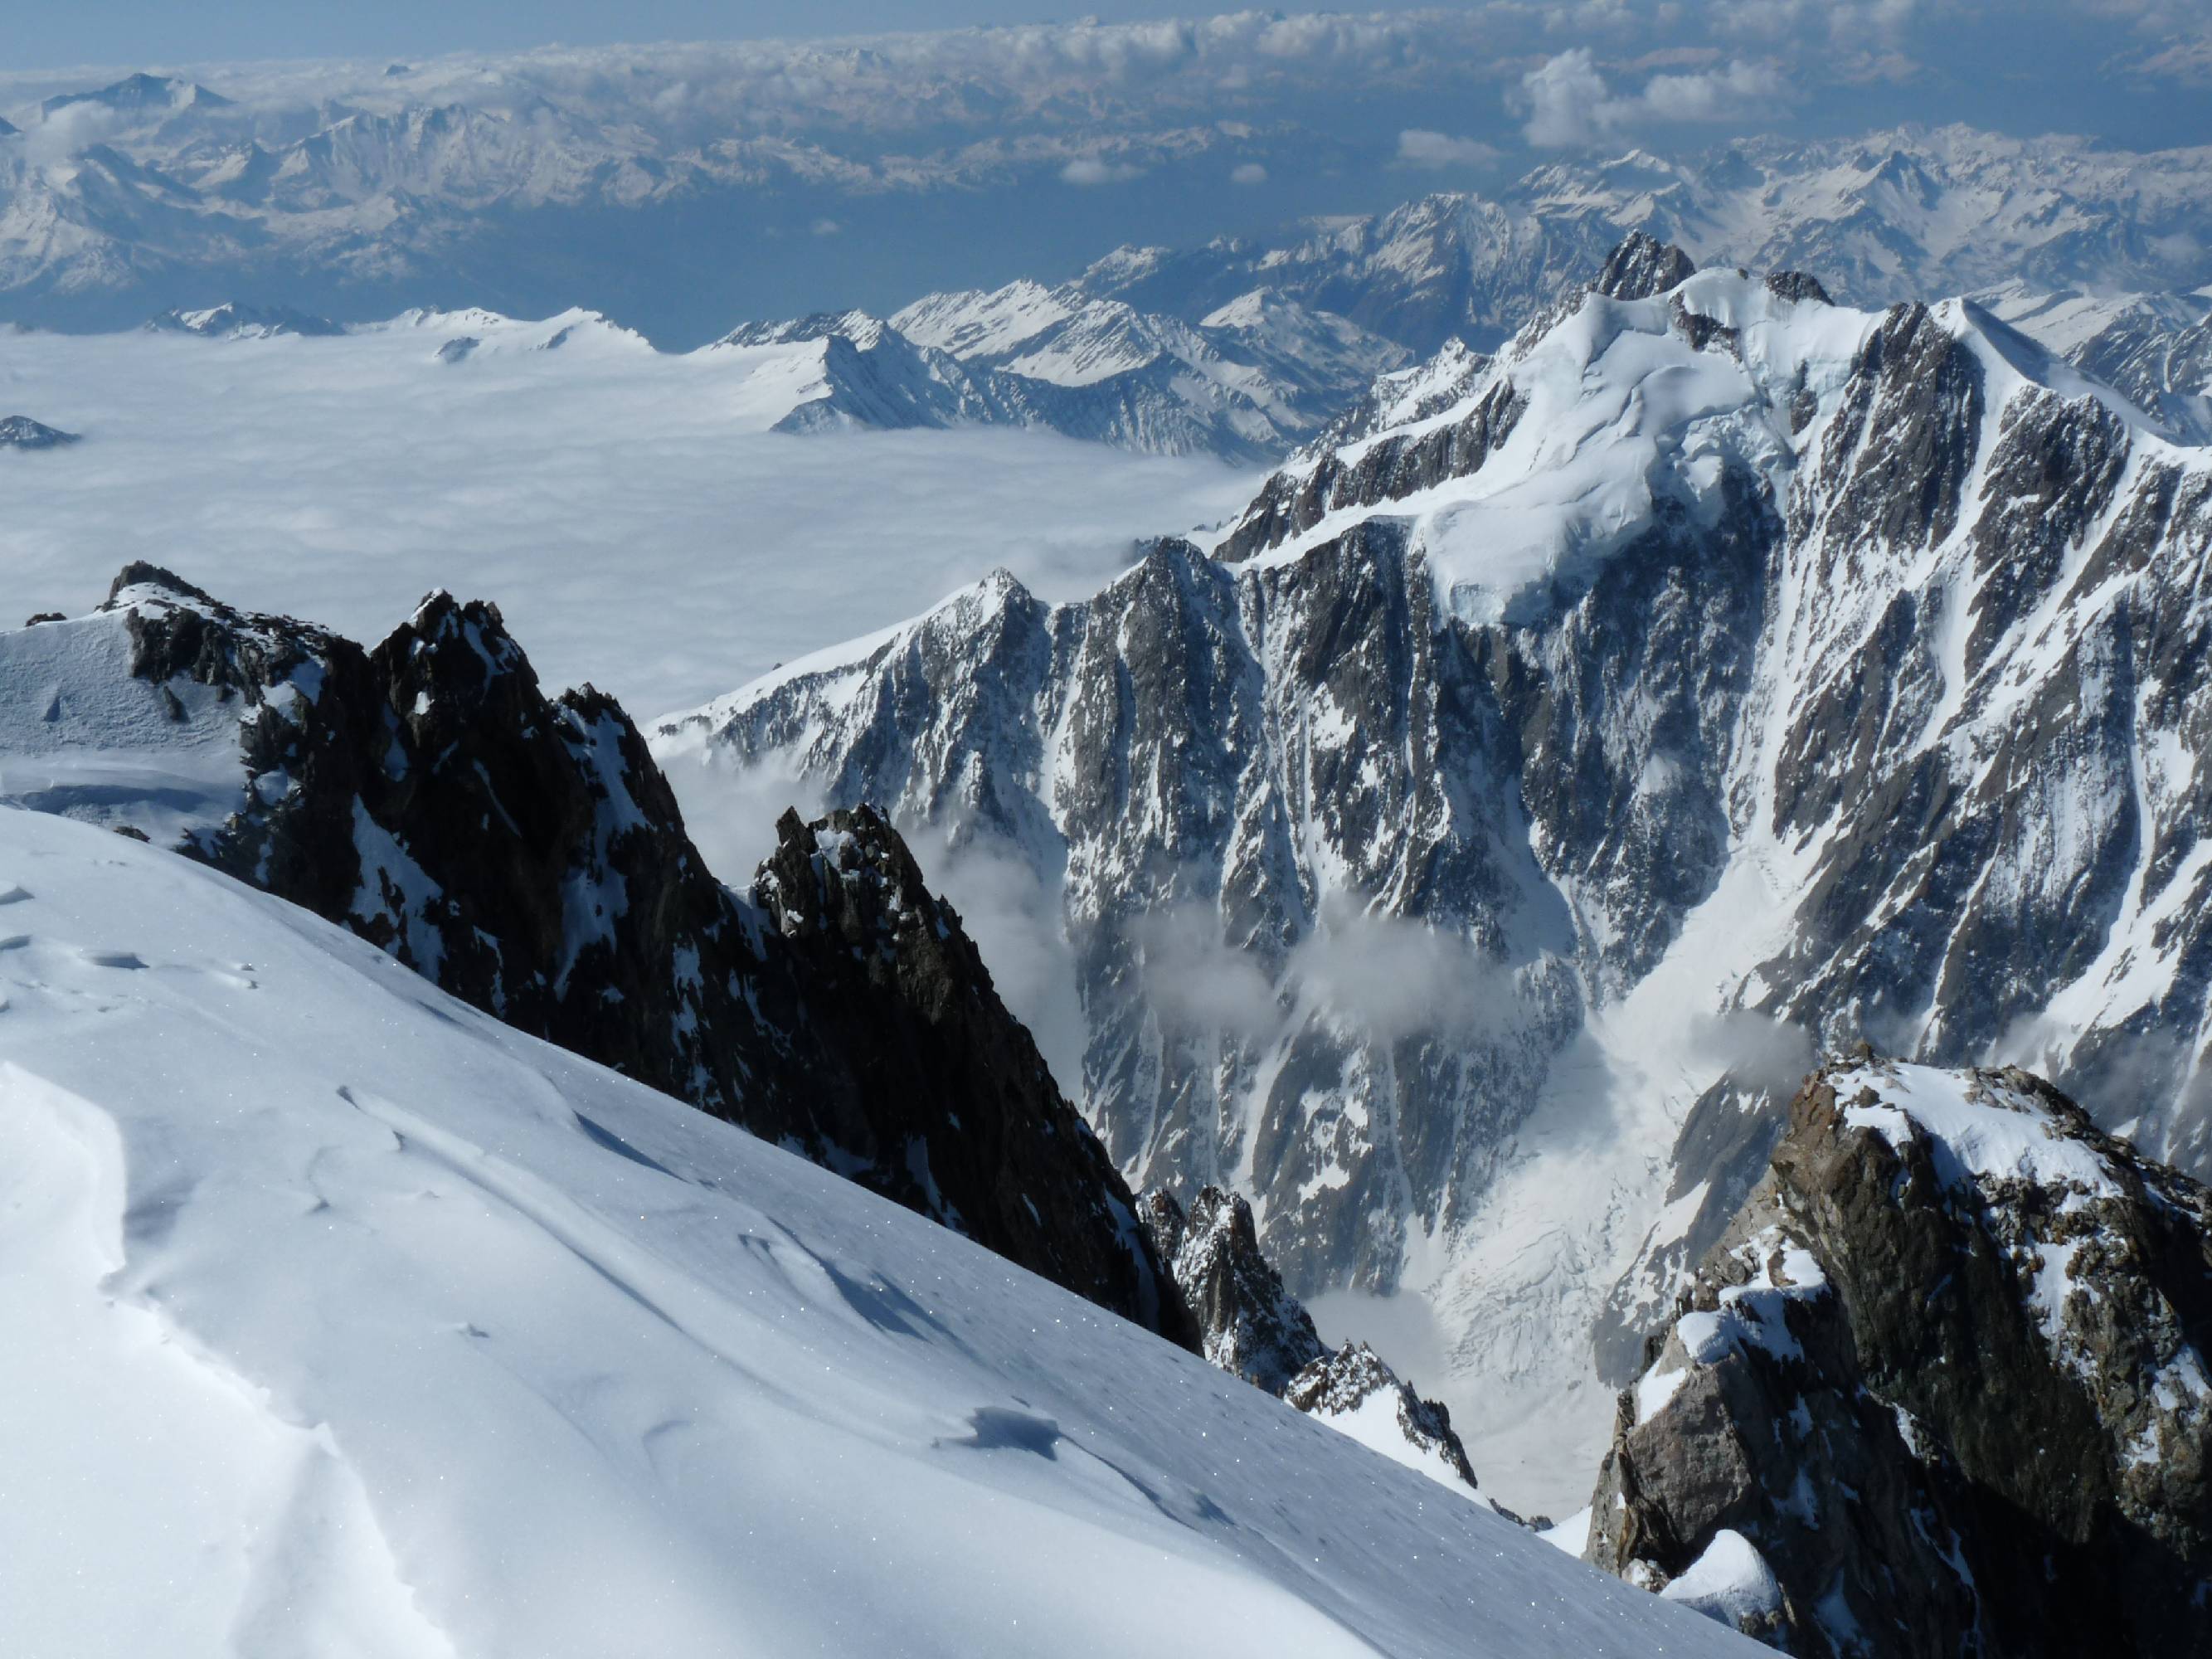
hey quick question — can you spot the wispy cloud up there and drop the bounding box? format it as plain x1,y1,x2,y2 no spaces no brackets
1396,129,1500,168
1060,156,1146,186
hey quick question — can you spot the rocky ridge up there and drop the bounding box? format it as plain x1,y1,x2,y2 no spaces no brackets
0,566,1191,1342
1588,1056,2212,1657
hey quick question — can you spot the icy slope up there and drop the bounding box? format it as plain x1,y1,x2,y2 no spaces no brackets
0,806,1752,1658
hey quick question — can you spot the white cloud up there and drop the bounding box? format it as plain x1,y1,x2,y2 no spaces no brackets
1135,905,1283,1039
1637,57,1791,122
1283,898,1532,1045
1686,1011,1816,1097
1059,156,1146,185
1519,47,1616,148
1517,46,1791,147
1229,160,1268,184
0,321,1255,722
809,216,841,236
16,100,127,167
1395,128,1501,168
1135,894,1531,1048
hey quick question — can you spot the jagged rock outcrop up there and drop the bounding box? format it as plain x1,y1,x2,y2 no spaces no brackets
0,416,80,448
1138,1186,1329,1393
1592,231,1699,303
755,805,1195,1344
1283,1341,1481,1493
1139,1184,1483,1492
1588,1056,2212,1657
0,566,1191,1342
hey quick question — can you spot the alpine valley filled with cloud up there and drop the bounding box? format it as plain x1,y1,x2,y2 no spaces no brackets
3,5,2212,1657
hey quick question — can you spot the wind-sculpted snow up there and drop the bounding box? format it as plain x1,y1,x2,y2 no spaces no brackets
0,806,1759,1658
658,241,2212,1513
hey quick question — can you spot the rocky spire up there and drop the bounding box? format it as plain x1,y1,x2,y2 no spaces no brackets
755,804,1198,1347
1592,231,1697,301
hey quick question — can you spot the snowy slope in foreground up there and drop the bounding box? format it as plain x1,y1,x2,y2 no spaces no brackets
0,808,1749,1659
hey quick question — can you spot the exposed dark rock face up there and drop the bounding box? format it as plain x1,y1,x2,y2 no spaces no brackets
674,529,1587,1293
1589,1057,2212,1657
1762,270,1831,307
0,416,81,448
1593,1074,1796,1388
18,565,1192,1343
754,805,1196,1343
1593,231,1698,302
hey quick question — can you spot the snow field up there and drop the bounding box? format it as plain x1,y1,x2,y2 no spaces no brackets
0,807,1755,1658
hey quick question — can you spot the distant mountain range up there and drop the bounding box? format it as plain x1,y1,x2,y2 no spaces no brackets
10,76,2212,458
5,77,2209,333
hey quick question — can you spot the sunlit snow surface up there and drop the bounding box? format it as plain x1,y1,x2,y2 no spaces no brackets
0,808,1755,1658
0,314,1261,717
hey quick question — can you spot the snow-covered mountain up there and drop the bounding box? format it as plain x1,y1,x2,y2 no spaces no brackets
1590,1056,2212,1656
1981,283,2212,446
650,236,2212,1512
147,299,343,338
11,70,2212,387
0,804,1759,1657
0,413,78,448
889,280,1407,459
